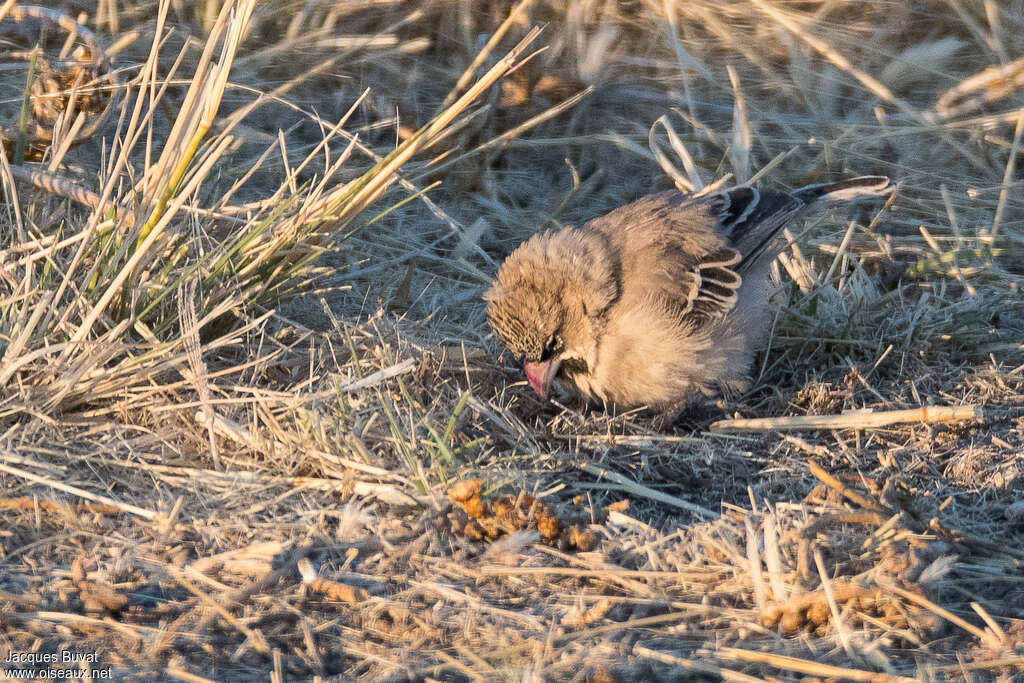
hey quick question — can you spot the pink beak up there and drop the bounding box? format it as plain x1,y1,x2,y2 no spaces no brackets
524,360,559,399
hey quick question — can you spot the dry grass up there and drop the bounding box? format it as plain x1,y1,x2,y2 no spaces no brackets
1,0,1023,680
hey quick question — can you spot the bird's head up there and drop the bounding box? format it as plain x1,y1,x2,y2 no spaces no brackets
484,229,618,399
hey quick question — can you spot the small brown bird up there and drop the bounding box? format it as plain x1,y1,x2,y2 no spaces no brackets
485,176,892,424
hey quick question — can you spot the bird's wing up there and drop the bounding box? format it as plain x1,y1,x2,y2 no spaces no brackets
583,178,890,331
584,190,749,328
699,185,802,274
684,246,743,324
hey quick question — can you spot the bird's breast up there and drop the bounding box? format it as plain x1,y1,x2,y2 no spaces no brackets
561,370,607,403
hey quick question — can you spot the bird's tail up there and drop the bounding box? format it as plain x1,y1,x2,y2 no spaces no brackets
729,175,893,274
794,175,894,204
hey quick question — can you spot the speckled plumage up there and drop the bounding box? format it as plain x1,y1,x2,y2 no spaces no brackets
485,176,892,422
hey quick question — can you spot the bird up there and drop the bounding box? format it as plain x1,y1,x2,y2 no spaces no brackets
484,175,893,426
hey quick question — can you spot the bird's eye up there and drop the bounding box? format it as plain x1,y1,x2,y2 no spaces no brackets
540,334,560,362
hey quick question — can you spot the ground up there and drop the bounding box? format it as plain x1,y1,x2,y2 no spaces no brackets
0,1,1023,681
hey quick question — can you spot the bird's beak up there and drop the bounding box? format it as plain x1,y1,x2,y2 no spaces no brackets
524,359,560,399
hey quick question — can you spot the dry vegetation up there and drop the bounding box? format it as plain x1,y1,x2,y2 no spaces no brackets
1,0,1023,680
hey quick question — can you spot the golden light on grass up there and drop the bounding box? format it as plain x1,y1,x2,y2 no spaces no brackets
1,0,1023,680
